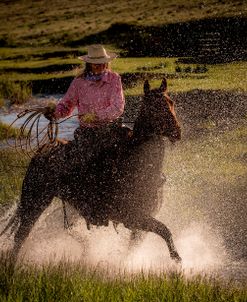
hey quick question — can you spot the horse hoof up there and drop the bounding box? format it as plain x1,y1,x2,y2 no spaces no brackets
170,251,182,263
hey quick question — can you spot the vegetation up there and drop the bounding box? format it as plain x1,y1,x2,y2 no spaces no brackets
0,0,245,47
0,149,29,205
0,1,245,102
0,253,246,302
0,79,32,105
0,121,27,141
0,50,246,100
121,60,247,94
164,120,247,205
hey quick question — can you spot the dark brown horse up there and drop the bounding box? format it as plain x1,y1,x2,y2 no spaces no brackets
2,78,182,262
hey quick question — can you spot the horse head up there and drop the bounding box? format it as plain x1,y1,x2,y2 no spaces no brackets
133,78,181,143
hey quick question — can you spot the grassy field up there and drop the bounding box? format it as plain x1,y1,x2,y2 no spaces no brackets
0,0,246,101
0,0,245,47
0,253,246,302
0,49,246,98
0,149,29,206
121,60,247,94
0,121,28,140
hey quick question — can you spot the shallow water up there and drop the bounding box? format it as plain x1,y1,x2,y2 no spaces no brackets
0,201,246,283
0,96,79,141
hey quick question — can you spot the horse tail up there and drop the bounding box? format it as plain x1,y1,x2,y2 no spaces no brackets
0,207,20,237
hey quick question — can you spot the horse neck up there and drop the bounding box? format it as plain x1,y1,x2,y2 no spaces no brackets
129,108,166,167
132,108,154,145
129,132,166,175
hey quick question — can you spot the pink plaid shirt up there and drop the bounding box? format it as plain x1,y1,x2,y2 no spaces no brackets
54,71,125,127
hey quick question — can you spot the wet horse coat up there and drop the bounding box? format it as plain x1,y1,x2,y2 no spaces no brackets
3,79,182,261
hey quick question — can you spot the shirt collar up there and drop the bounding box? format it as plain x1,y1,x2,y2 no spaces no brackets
88,71,110,86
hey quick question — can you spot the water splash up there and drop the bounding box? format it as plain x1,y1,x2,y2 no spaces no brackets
0,199,231,279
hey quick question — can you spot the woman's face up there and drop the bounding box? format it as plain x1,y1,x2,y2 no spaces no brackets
91,63,107,75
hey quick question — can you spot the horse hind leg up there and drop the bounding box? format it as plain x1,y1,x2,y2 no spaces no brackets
125,216,181,262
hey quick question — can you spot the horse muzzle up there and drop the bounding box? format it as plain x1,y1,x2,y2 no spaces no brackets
167,126,181,143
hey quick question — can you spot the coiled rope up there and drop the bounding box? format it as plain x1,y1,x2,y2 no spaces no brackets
6,108,78,158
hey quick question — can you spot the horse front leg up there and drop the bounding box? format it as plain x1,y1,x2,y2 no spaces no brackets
124,216,181,262
11,194,54,263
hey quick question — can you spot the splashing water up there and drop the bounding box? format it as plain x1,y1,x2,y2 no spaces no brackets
0,195,238,280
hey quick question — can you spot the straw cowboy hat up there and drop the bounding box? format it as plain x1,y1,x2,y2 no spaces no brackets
78,44,117,63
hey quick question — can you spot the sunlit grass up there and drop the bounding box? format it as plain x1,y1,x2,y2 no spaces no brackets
0,121,27,141
0,149,29,205
0,71,76,82
164,121,247,203
0,46,85,60
0,79,32,104
0,55,174,75
1,55,246,94
0,58,80,69
124,61,247,94
0,254,246,302
112,57,177,74
0,0,245,46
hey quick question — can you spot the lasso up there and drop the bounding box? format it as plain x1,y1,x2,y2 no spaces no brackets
6,108,77,158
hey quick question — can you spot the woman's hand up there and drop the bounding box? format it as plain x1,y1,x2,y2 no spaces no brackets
43,103,56,121
81,112,97,123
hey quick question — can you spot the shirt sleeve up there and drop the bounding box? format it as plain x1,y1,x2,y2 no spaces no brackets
97,74,125,121
54,79,79,119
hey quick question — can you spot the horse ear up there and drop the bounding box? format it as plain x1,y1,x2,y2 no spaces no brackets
160,78,167,92
144,80,150,94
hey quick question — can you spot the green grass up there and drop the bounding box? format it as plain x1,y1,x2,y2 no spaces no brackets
0,149,29,205
0,46,85,60
123,61,247,94
0,254,246,302
1,54,246,96
0,121,27,141
162,120,247,222
0,79,32,104
0,71,75,82
165,122,247,187
112,57,177,74
0,58,79,69
0,1,245,101
0,0,245,47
